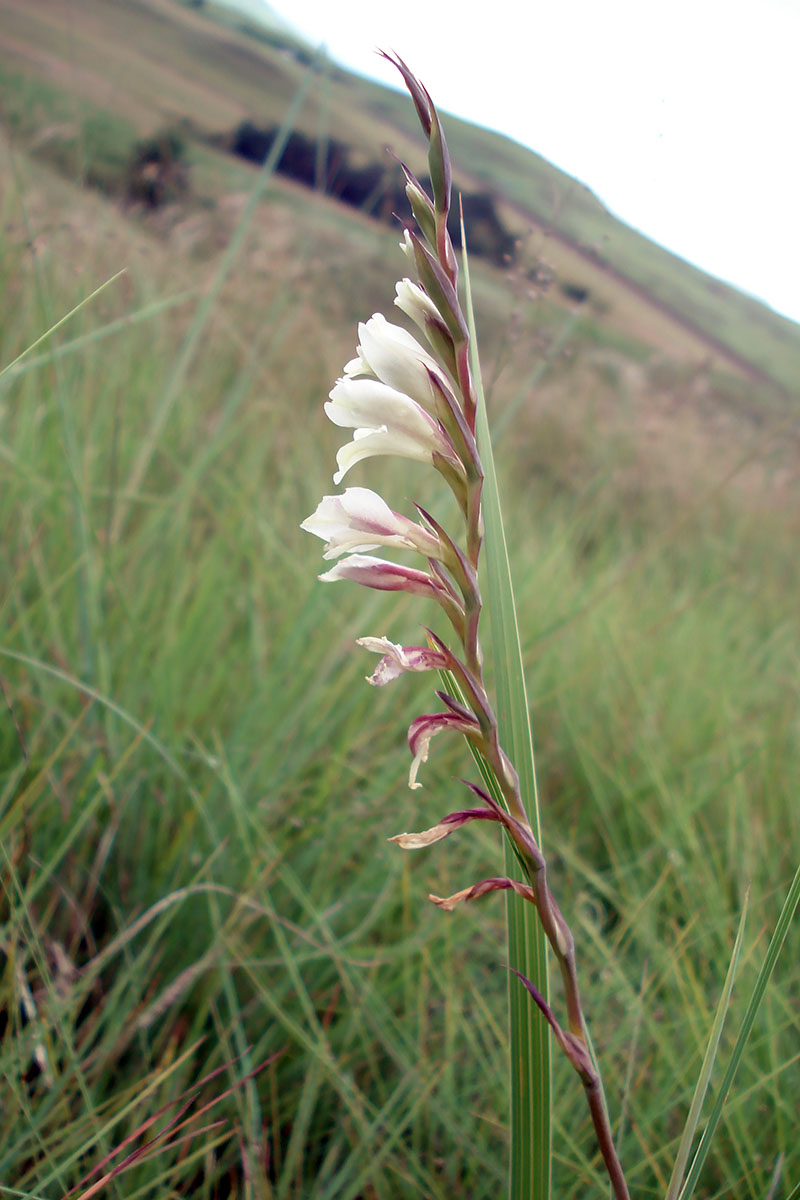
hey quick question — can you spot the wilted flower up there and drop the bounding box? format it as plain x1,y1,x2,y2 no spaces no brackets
407,707,482,790
356,635,448,685
301,488,442,560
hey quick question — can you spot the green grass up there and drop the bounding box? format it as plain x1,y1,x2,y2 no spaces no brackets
0,62,139,187
1,75,799,1200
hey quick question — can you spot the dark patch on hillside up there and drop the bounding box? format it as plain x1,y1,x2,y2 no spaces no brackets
560,282,590,304
222,122,517,267
125,130,190,209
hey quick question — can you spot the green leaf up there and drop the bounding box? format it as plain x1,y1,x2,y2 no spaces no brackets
461,220,551,1199
677,865,800,1200
666,890,749,1200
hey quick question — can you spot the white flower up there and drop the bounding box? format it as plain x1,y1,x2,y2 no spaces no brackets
343,313,449,411
325,376,457,485
301,488,441,560
394,278,441,336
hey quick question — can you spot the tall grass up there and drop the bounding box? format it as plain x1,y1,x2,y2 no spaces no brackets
1,83,799,1199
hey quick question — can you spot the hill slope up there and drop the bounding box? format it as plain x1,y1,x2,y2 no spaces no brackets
0,0,798,395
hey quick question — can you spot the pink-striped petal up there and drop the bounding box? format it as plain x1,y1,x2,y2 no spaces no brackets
319,554,444,602
301,489,441,560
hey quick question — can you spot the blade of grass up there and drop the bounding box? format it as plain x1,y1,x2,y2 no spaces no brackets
677,865,800,1200
0,291,194,380
318,1067,442,1200
461,218,551,1199
0,270,126,380
764,1153,785,1200
666,890,750,1200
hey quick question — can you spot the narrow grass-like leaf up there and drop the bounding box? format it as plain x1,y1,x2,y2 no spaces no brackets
0,270,126,380
678,865,800,1200
666,890,749,1200
318,1068,442,1200
461,220,551,1198
0,291,194,380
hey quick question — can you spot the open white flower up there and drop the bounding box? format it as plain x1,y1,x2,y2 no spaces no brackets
301,488,441,560
344,313,449,411
325,376,458,485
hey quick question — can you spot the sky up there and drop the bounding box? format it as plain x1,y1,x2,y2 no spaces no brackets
256,0,800,327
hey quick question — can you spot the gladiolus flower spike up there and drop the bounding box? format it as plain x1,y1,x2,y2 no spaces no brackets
301,55,631,1200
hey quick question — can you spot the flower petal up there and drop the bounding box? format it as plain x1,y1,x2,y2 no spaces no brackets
301,489,441,560
319,554,444,601
345,313,448,410
325,377,456,484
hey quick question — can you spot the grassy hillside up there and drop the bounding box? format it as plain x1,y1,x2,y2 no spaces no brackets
1,3,799,1198
1,0,799,393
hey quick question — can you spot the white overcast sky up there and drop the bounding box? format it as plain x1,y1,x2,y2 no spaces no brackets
260,0,800,326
